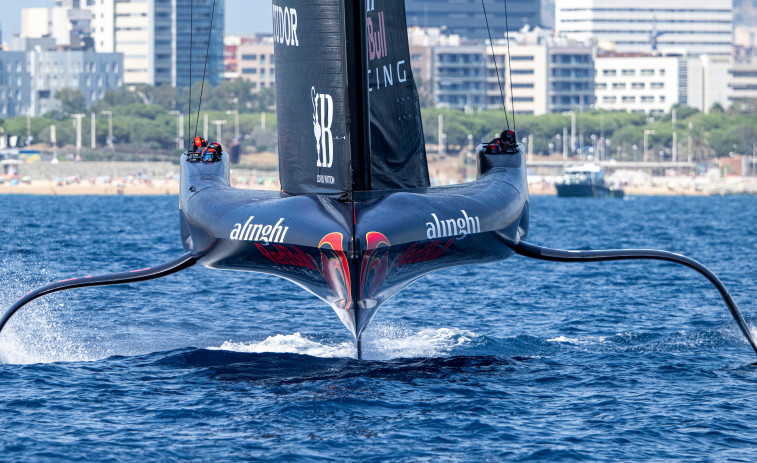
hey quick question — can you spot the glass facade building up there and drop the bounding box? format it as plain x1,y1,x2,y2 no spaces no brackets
405,0,541,40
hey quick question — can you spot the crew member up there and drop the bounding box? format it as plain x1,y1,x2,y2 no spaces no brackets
192,136,208,152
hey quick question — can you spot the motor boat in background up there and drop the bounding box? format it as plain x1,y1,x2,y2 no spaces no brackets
555,164,624,198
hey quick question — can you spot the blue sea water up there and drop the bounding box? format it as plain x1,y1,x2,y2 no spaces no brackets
1,194,756,461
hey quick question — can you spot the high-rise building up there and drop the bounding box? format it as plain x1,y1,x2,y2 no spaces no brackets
555,0,733,56
405,0,541,40
174,0,225,88
92,0,224,87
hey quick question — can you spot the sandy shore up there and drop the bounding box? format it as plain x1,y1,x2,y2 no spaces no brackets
2,161,754,196
1,180,721,196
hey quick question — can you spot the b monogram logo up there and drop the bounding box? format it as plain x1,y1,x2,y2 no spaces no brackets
312,87,334,168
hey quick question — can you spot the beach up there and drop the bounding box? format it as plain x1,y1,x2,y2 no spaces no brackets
2,160,756,196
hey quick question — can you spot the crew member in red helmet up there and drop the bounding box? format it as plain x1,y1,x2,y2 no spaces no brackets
192,136,207,152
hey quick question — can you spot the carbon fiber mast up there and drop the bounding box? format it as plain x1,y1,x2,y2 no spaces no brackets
345,0,370,358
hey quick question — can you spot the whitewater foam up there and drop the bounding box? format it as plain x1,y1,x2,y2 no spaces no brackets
214,333,355,358
213,325,477,360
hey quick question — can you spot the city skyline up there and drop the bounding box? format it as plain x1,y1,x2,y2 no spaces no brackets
0,0,273,42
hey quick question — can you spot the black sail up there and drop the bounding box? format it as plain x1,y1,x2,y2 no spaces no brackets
366,0,429,190
273,0,428,195
273,0,352,196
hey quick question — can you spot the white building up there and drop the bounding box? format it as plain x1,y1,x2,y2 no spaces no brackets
92,0,155,85
92,0,223,87
729,59,757,110
595,53,732,114
22,5,93,49
556,0,733,56
595,54,680,115
236,40,276,91
489,45,550,115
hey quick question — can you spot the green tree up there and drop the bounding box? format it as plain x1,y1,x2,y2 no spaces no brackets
56,88,87,116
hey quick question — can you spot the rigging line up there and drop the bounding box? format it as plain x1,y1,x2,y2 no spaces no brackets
503,0,516,132
194,0,217,139
187,0,193,149
481,0,510,130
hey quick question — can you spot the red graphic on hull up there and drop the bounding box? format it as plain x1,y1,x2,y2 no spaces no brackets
254,228,456,311
255,243,318,271
318,232,352,311
396,239,455,266
360,232,391,301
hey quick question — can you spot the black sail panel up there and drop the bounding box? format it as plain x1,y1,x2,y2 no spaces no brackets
273,0,352,196
366,0,429,190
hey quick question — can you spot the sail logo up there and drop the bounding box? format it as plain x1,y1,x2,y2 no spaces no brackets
272,5,299,47
230,217,289,245
368,60,408,92
426,210,481,240
367,11,388,61
312,87,334,169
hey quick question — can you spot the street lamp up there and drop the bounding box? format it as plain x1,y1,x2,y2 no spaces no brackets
562,111,576,155
71,114,86,158
226,109,240,142
101,110,113,148
211,119,227,142
644,129,656,163
91,112,96,150
169,110,184,149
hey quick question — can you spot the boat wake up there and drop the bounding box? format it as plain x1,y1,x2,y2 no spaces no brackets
212,325,478,361
1,313,753,365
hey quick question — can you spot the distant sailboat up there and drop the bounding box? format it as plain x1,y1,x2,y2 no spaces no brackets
4,0,756,362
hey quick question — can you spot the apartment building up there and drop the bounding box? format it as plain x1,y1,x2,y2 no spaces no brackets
28,49,123,116
595,54,680,114
548,45,594,113
0,52,31,117
434,41,592,115
595,53,731,114
237,40,276,91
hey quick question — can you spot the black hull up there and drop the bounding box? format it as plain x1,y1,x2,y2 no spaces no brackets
555,183,624,199
179,147,529,341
